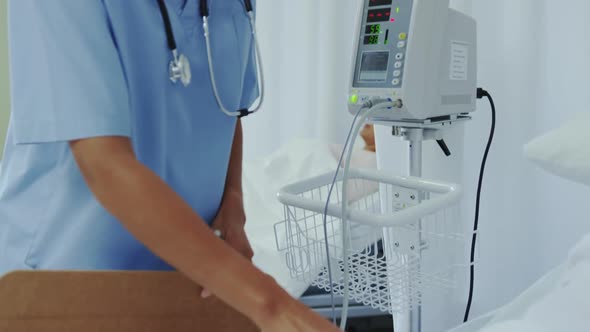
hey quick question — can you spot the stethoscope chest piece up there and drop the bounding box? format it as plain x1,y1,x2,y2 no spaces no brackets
169,52,192,87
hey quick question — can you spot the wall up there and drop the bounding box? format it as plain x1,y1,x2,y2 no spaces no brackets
0,1,9,158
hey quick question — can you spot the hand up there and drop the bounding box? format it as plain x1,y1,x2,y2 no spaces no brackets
201,190,254,298
211,190,254,261
260,297,340,332
361,124,376,152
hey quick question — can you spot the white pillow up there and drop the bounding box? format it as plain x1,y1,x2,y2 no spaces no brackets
524,113,590,186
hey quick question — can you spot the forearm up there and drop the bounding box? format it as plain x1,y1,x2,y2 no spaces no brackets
71,139,283,326
224,120,244,199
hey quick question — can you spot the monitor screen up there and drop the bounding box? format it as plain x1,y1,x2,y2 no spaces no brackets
359,51,390,82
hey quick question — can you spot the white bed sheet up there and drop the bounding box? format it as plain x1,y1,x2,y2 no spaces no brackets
243,139,340,297
449,234,590,332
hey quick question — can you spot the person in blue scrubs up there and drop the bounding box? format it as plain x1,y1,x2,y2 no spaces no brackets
0,1,338,331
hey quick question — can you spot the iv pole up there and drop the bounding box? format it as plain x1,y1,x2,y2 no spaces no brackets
380,116,466,332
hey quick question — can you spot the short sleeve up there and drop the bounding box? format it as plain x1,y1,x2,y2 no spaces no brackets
8,0,131,144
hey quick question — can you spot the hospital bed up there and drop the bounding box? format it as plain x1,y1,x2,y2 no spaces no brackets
245,113,590,331
448,241,590,332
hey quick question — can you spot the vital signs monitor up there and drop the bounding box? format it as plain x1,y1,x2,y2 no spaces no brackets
348,0,477,122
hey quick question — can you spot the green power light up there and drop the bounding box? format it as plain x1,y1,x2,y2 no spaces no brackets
350,94,359,104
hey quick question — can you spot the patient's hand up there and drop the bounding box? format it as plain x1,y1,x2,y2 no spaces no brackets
202,190,254,298
361,124,376,152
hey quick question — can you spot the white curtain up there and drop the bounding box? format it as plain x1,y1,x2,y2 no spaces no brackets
243,0,361,160
245,0,590,331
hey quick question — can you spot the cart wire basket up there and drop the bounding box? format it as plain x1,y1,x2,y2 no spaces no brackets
274,168,468,314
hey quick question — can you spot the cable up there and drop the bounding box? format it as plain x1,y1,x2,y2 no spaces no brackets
321,100,399,330
339,105,384,330
463,88,496,322
321,105,366,325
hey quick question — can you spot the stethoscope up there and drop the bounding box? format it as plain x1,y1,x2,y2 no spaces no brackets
156,0,265,118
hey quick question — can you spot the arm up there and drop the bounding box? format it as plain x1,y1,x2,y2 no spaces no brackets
212,120,254,261
70,136,278,326
224,120,244,201
71,136,340,331
197,120,253,300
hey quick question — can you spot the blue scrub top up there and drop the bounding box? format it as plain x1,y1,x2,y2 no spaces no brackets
0,0,258,275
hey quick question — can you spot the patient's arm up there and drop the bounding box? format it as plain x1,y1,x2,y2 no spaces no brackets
361,124,376,152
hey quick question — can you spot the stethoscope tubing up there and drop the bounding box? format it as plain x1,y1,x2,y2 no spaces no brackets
157,0,265,118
